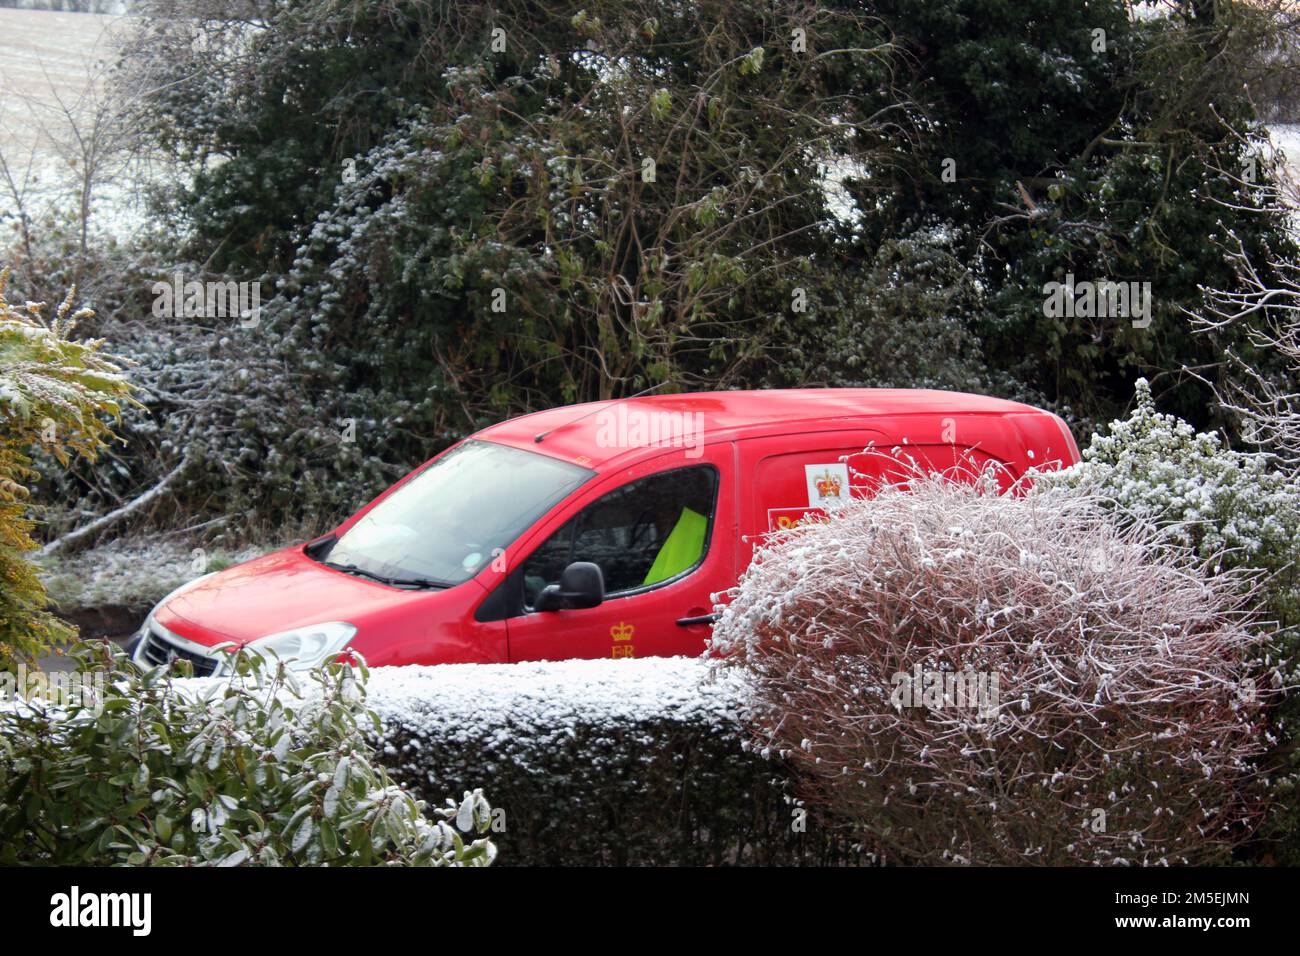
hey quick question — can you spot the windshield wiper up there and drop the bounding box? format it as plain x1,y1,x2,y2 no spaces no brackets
388,575,449,590
324,561,448,590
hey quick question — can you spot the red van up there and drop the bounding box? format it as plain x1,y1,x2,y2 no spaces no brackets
130,389,1079,674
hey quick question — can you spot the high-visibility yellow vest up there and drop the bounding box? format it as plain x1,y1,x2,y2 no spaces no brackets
642,507,707,585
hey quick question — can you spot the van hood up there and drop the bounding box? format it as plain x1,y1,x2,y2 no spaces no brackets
155,546,426,646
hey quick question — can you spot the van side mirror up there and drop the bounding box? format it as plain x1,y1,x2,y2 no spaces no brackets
535,561,604,612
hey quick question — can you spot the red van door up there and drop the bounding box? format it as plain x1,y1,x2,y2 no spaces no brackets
496,442,738,662
737,429,1017,566
735,429,886,566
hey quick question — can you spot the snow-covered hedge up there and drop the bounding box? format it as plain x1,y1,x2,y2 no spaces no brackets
367,657,854,866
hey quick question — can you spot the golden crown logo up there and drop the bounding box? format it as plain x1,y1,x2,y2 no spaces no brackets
815,470,842,498
611,621,635,641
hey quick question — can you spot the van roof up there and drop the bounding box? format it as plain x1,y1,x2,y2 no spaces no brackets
475,388,1047,470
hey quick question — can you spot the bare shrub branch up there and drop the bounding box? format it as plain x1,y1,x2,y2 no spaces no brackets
710,467,1281,865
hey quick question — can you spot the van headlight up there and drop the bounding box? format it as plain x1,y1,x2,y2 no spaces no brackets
247,622,357,671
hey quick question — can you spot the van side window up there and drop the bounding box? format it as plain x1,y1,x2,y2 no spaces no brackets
522,465,718,606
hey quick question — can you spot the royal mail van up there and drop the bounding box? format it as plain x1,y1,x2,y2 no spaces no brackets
130,389,1079,673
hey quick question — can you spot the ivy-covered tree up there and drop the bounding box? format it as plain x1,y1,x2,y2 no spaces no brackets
90,0,1300,532
860,0,1300,428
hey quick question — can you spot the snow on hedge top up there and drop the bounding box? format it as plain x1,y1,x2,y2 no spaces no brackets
366,656,744,751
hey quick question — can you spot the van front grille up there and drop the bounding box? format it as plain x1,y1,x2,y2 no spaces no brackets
141,629,220,677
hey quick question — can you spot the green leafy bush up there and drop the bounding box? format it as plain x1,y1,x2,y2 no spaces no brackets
782,225,993,395
0,646,496,866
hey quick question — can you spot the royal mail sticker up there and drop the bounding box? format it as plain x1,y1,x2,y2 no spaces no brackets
768,507,825,532
805,462,850,506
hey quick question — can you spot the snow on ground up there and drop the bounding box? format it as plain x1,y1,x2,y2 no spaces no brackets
39,536,266,617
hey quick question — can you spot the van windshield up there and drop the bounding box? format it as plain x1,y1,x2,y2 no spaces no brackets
320,440,593,587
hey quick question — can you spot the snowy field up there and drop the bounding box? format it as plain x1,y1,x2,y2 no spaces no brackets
0,8,146,233
0,8,127,156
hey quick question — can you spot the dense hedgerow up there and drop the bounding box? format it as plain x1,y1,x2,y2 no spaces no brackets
710,472,1280,865
0,646,496,866
366,657,860,866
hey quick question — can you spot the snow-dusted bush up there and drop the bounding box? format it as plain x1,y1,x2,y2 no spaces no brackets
369,657,854,866
790,224,992,395
0,646,496,866
1039,378,1300,862
2,223,369,548
41,283,354,544
1041,378,1300,628
710,472,1279,865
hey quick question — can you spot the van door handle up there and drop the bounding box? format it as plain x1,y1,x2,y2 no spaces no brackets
676,613,720,627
